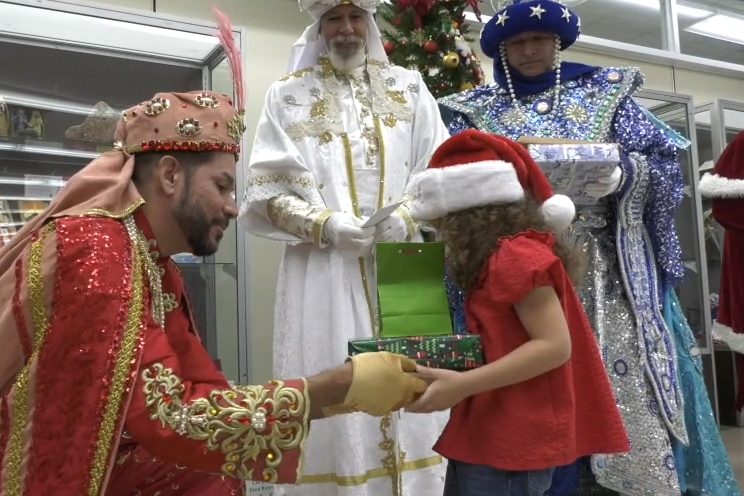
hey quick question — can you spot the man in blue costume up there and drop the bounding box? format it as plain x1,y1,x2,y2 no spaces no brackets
436,0,739,494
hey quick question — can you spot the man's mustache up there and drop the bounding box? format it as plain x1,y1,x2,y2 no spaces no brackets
332,35,363,44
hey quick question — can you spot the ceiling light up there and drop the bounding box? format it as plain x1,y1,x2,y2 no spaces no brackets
614,0,712,18
686,14,744,45
677,3,716,18
463,1,710,25
0,3,219,62
464,11,492,24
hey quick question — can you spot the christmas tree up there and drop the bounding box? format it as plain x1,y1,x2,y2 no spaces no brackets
379,0,486,99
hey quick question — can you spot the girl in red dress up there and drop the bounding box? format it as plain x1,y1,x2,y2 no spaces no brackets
406,130,629,496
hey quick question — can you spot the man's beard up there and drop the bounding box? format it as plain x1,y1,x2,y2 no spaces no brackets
328,36,366,73
173,191,223,257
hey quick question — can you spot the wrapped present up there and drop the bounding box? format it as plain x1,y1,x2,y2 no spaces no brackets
348,334,484,371
526,142,621,206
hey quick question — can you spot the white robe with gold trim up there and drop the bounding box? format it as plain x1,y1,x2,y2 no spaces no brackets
240,59,449,496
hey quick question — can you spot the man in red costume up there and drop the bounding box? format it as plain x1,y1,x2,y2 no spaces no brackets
700,130,744,400
0,89,427,496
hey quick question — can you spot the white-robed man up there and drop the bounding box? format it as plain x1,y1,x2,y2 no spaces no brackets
239,0,448,495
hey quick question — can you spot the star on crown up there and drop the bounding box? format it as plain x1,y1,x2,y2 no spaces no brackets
530,4,547,18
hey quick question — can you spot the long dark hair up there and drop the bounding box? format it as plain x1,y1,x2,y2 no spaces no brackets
437,195,585,291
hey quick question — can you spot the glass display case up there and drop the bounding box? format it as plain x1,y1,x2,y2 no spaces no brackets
694,100,744,326
636,91,712,347
694,99,744,424
0,0,249,382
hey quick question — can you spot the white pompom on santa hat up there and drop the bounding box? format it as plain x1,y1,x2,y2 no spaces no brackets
408,129,575,230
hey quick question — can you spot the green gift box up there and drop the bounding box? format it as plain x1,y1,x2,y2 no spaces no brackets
376,242,453,337
348,334,484,371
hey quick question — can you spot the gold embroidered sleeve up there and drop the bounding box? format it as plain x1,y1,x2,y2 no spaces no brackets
142,363,309,483
267,193,332,247
396,204,419,241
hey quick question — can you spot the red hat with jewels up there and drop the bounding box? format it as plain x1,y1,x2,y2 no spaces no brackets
114,91,245,156
115,8,245,157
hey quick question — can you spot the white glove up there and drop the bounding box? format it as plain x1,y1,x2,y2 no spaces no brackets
323,212,375,253
585,166,623,199
374,210,410,242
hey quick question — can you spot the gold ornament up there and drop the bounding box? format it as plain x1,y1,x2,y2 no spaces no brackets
459,82,475,91
442,52,460,69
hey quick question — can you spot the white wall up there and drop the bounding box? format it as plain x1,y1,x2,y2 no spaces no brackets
84,0,744,383
153,0,309,383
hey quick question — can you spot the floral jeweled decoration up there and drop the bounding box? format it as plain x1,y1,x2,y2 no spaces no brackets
176,118,203,138
195,92,220,108
227,110,247,142
144,97,171,117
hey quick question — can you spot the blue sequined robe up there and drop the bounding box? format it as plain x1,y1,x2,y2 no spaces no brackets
438,66,739,496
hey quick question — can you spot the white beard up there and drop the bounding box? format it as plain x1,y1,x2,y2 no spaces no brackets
322,35,367,73
328,47,367,73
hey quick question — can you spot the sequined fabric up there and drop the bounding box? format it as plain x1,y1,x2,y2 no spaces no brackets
615,154,686,442
3,217,143,496
613,102,685,288
438,67,641,143
575,207,679,495
108,442,246,496
667,291,741,495
440,67,685,289
445,272,468,334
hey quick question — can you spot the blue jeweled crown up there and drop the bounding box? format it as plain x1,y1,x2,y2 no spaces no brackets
481,0,580,58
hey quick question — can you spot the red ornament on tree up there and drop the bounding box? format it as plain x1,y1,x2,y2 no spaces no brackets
423,40,440,54
384,40,395,55
379,0,483,98
398,0,436,27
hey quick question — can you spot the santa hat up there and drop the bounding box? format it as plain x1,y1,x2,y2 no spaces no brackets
700,130,744,198
408,130,575,230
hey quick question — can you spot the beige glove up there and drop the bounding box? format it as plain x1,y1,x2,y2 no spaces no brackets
323,352,426,417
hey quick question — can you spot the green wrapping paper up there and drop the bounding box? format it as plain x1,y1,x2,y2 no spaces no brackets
348,334,484,371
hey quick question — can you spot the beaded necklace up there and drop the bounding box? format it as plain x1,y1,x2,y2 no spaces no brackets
124,215,165,328
498,35,562,125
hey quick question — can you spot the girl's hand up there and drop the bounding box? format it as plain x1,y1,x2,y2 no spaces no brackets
405,366,470,413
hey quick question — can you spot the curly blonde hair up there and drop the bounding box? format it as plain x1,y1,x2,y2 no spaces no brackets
436,195,585,291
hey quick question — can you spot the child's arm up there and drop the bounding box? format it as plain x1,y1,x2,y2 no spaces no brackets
407,286,572,413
